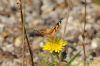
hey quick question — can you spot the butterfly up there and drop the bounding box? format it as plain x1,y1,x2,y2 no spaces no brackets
29,19,62,38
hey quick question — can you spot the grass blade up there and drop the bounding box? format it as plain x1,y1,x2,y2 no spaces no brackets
66,51,80,66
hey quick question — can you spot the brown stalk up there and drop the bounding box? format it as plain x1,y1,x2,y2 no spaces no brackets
63,0,72,36
82,0,87,66
19,0,34,66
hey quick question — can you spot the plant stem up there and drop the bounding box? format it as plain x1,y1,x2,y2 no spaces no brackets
82,0,87,66
19,0,34,66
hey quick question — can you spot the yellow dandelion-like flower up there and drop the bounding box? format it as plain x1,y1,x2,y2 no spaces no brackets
43,38,68,53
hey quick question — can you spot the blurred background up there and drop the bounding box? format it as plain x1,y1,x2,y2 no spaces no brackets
0,0,100,66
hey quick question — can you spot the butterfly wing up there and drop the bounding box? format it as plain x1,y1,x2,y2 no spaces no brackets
41,19,62,37
29,30,44,37
29,19,62,37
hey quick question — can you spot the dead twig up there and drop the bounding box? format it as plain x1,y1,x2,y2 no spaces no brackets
19,0,34,66
82,0,87,66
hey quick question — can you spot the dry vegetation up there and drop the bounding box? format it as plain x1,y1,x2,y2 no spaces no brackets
0,0,100,66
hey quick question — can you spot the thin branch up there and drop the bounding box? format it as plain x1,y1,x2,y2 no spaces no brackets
19,0,34,66
82,0,87,66
17,0,26,65
63,0,72,36
63,9,70,35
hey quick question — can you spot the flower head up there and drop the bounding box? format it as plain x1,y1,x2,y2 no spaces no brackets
42,38,68,53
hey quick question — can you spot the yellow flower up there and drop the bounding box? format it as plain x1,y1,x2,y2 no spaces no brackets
43,38,68,53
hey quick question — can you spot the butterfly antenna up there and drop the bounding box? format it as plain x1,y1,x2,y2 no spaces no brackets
56,18,62,25
59,18,63,23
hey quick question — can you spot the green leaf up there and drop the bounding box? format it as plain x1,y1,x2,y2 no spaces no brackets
49,62,57,66
66,51,80,66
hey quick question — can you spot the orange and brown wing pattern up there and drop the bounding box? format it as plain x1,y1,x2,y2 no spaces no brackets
29,19,62,37
41,19,62,37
